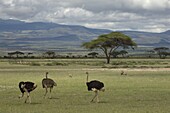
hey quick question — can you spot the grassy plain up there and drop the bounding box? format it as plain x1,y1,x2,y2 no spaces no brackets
0,58,170,113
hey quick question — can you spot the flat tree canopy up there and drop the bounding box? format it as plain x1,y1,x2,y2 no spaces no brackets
82,32,137,63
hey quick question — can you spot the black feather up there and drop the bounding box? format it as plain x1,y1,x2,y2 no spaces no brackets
19,81,37,93
86,80,104,91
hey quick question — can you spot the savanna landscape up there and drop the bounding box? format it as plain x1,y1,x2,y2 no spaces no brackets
0,1,170,113
0,58,170,113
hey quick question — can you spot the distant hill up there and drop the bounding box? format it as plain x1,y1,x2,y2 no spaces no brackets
0,19,169,53
122,30,170,47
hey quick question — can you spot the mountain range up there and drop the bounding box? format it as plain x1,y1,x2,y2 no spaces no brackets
0,19,169,53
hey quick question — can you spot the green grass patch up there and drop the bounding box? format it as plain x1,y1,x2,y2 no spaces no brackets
0,59,170,113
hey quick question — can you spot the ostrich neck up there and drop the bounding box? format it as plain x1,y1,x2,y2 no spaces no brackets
86,74,89,82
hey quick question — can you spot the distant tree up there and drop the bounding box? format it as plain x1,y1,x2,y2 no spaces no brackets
8,51,24,58
110,50,128,58
8,52,15,58
88,52,99,58
26,52,33,58
82,32,136,63
44,51,56,58
154,47,169,58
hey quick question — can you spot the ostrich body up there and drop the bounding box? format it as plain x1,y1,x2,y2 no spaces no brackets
18,81,37,103
86,80,104,91
86,72,105,102
121,70,127,75
42,72,57,98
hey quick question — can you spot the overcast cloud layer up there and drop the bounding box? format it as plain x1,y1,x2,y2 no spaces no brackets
0,0,170,32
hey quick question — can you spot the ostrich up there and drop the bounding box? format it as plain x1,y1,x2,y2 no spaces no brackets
42,72,57,99
121,70,127,75
18,81,37,103
86,72,105,103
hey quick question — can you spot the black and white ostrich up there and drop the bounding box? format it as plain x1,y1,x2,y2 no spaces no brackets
42,72,57,99
18,81,37,103
86,72,105,103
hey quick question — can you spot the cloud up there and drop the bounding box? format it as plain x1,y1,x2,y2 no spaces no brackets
54,7,93,19
0,0,170,32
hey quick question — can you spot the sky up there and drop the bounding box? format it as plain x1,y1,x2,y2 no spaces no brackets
0,0,170,32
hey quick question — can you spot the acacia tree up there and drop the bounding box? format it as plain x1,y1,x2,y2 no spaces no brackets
27,52,33,58
154,47,169,58
82,32,137,64
8,51,24,58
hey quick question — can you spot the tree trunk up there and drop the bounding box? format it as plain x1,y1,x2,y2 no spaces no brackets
102,47,111,64
106,56,110,64
107,58,110,64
